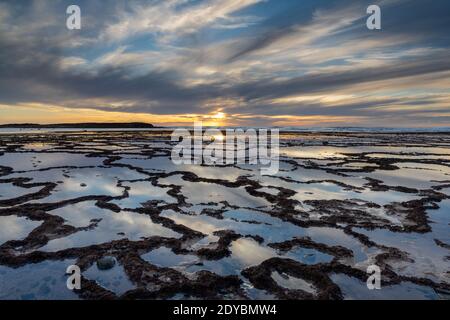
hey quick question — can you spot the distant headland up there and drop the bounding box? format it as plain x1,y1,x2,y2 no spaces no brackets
0,122,155,129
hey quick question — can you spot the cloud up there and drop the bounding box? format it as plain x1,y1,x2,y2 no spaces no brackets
1,0,450,126
100,0,263,42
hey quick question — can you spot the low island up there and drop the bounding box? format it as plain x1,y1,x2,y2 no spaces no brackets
0,122,155,129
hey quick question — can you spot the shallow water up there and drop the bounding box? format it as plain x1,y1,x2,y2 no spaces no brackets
142,246,199,269
0,259,79,300
271,271,317,294
159,175,272,209
0,152,106,172
39,202,181,252
331,274,440,300
111,180,176,209
84,262,135,296
363,165,450,190
354,227,449,284
0,215,41,245
1,131,449,299
0,183,42,201
186,238,279,276
162,208,306,244
283,247,334,265
31,168,126,203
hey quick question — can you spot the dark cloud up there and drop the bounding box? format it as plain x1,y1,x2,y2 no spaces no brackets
1,27,450,116
229,53,450,101
1,0,450,125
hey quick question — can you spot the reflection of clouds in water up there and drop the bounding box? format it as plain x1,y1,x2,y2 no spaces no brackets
0,183,41,200
331,274,439,300
111,181,175,209
2,136,450,299
229,239,277,267
118,153,252,180
259,169,367,188
162,209,218,235
186,238,279,276
306,227,371,264
0,216,41,245
22,143,54,150
0,153,105,171
49,201,103,228
141,246,198,268
428,200,450,240
281,146,348,159
0,259,79,300
159,175,271,208
271,271,317,294
30,169,126,203
11,166,146,184
108,210,180,240
284,247,333,265
40,202,181,252
163,209,306,243
360,163,450,190
355,227,450,284
84,263,135,296
260,171,420,205
187,166,243,180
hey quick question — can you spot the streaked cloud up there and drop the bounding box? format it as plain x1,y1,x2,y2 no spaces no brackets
0,0,449,127
101,0,263,42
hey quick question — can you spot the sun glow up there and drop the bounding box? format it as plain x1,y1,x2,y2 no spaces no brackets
212,112,226,119
213,134,224,142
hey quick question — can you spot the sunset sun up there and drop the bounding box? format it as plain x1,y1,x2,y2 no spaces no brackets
212,112,226,120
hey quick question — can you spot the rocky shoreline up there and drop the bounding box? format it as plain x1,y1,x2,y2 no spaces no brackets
0,131,449,300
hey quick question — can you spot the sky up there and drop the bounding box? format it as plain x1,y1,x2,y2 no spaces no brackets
0,0,449,127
